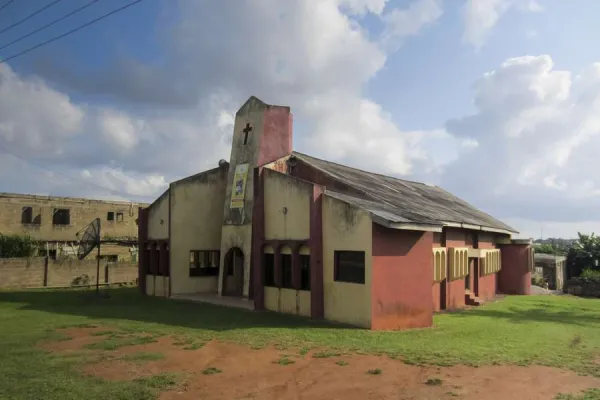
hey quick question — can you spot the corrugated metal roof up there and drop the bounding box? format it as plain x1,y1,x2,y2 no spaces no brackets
293,152,517,233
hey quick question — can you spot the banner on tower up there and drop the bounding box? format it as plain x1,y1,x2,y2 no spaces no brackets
230,163,249,209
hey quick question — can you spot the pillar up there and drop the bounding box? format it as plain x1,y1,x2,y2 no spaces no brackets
309,185,324,319
498,239,532,295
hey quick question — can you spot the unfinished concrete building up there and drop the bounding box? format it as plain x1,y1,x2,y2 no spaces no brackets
0,193,148,261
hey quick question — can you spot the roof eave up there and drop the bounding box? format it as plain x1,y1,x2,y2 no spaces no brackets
372,215,443,232
441,221,517,236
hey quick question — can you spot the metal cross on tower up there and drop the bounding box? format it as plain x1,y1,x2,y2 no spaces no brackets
242,123,252,145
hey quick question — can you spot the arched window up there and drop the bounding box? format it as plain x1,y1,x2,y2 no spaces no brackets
280,246,293,289
299,246,310,291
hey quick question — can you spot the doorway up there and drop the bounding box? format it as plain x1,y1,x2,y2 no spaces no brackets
222,247,244,297
440,279,447,310
473,259,480,296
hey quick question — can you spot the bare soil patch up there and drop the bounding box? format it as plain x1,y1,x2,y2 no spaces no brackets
45,327,600,400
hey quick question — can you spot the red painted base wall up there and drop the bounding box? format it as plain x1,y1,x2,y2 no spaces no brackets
371,224,433,330
498,243,531,295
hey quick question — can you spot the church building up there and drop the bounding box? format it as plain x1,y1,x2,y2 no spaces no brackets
138,96,534,330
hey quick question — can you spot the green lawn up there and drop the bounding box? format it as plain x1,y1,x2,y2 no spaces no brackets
0,288,599,399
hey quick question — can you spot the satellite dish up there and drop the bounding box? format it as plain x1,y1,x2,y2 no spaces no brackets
77,218,101,260
76,218,103,295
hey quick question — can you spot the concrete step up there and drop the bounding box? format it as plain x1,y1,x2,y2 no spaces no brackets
465,291,485,306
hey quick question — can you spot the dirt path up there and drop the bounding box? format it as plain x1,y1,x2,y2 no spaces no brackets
44,327,600,400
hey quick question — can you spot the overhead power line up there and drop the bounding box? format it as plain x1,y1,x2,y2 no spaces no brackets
0,0,145,65
0,144,155,200
0,0,103,52
0,0,15,13
0,0,64,36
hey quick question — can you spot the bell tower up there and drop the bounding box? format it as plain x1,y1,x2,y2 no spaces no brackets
218,96,293,297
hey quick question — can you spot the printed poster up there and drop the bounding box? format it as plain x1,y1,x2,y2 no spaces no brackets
230,163,249,209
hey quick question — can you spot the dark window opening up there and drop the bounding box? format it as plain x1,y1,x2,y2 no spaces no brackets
107,212,115,221
52,208,70,225
281,252,293,289
440,230,447,247
300,254,310,290
227,257,234,275
334,251,365,284
21,206,32,224
264,253,275,287
116,212,124,222
189,250,220,277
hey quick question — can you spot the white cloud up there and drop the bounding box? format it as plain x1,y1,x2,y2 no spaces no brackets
98,110,142,152
0,0,445,204
462,0,542,49
0,64,84,156
442,55,600,227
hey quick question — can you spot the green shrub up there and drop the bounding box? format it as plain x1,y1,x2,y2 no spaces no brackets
580,269,600,280
531,272,546,287
0,233,37,258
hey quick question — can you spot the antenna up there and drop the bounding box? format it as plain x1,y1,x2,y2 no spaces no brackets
76,218,102,295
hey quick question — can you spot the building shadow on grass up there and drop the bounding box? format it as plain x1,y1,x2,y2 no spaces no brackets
448,305,600,327
0,287,356,332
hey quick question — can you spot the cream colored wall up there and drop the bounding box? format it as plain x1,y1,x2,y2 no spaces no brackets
219,224,252,295
145,275,170,298
169,170,227,295
322,195,372,328
263,169,311,240
264,287,311,317
147,191,169,240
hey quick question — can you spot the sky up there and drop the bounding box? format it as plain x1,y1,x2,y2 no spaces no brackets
1,0,599,239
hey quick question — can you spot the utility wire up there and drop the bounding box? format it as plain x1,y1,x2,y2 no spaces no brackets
0,0,14,13
0,0,103,52
0,144,155,200
0,0,64,36
0,0,144,65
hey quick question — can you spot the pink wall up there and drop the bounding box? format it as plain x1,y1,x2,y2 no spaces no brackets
372,224,433,330
498,243,532,295
258,107,293,166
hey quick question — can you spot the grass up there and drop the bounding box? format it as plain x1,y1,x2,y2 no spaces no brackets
274,355,296,366
425,378,443,386
556,389,600,400
313,351,342,359
0,288,598,399
121,352,165,362
134,373,178,389
335,360,349,366
85,335,159,351
202,367,222,375
367,368,382,375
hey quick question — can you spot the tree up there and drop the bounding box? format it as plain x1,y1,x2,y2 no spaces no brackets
0,233,37,258
535,243,564,255
566,232,600,278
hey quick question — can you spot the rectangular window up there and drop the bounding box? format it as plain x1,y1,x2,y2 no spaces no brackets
52,208,70,225
21,206,33,224
281,253,293,289
300,254,310,290
107,212,115,221
189,250,220,277
334,251,365,284
116,212,124,222
264,253,275,287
